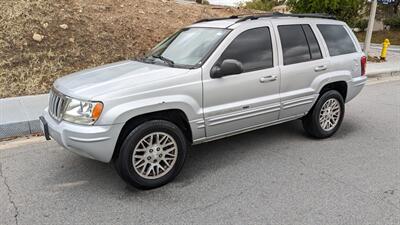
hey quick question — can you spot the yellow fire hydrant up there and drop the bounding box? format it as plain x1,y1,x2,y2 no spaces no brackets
380,39,390,61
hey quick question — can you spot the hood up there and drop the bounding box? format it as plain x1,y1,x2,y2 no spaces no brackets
54,60,189,100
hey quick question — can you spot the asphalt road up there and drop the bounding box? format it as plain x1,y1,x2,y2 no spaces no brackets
1,79,399,225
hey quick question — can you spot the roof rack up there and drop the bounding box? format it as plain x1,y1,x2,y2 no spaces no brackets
193,12,336,24
194,15,239,24
235,12,336,23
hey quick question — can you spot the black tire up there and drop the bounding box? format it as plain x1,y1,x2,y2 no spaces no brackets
115,120,188,189
302,90,345,139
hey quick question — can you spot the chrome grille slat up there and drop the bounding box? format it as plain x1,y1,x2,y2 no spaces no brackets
48,93,53,115
55,97,60,116
58,98,63,116
52,92,57,118
48,90,67,121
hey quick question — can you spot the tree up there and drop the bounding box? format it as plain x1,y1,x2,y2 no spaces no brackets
286,0,366,23
378,0,400,16
242,0,285,11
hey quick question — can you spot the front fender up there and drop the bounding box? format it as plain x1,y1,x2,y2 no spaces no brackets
100,95,202,125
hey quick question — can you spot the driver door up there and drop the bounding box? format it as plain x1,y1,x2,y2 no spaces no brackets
202,25,281,138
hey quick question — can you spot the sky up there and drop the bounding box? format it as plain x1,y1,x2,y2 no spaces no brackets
208,0,249,6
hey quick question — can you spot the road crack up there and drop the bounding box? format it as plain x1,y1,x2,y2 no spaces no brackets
178,192,237,216
271,149,400,212
0,162,19,225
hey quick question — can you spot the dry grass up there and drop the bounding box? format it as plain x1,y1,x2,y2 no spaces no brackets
355,30,400,46
0,0,253,98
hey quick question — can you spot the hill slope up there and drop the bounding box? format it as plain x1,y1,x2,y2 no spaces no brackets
0,0,251,98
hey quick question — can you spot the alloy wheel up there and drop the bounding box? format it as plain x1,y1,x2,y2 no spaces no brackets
132,132,178,179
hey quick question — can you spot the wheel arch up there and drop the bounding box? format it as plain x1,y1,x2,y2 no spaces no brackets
311,71,351,101
319,81,348,100
112,109,193,162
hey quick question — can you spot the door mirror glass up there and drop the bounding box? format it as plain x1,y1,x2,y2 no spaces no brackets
210,59,243,78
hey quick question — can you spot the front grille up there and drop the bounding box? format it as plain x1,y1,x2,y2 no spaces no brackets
49,89,68,121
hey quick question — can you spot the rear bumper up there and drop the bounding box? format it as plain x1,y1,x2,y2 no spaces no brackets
41,108,123,163
346,76,367,103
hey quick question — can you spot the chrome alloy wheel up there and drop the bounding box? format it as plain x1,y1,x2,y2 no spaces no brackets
132,132,178,179
319,98,341,131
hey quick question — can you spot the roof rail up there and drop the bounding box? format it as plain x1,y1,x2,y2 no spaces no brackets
194,15,239,24
193,12,336,24
234,12,336,23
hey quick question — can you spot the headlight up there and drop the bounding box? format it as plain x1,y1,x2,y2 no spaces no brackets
63,99,103,125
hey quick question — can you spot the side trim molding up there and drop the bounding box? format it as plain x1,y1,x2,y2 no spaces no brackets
207,103,281,127
193,114,305,145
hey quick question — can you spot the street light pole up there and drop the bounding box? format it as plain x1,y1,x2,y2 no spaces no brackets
364,0,378,56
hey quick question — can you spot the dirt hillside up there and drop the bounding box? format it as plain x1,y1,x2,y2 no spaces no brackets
0,0,252,98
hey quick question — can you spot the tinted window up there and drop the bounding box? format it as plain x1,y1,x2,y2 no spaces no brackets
218,27,273,72
302,25,322,60
279,25,311,65
317,24,357,56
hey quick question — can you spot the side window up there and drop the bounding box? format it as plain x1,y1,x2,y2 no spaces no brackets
217,27,273,72
317,24,357,56
302,25,322,60
278,24,322,65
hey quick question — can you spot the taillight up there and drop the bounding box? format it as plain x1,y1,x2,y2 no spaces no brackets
361,56,367,76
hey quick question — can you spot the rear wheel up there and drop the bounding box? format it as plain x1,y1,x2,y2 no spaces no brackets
115,120,188,189
302,90,345,138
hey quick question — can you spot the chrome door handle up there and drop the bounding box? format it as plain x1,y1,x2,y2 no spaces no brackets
260,75,277,83
314,65,327,72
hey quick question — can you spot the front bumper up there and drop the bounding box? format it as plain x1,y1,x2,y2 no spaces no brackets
41,108,124,163
346,76,367,103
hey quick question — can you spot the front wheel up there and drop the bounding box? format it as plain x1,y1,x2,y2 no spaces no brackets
115,120,188,189
302,90,345,139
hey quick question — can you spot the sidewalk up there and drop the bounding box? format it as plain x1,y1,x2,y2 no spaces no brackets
367,47,400,77
1,56,399,139
0,94,48,138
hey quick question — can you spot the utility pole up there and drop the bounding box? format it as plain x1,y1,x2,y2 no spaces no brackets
364,0,378,56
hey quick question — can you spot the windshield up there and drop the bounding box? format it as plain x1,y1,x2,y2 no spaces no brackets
143,27,230,68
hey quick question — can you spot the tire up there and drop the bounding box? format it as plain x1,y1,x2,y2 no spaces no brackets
302,90,345,139
115,120,188,189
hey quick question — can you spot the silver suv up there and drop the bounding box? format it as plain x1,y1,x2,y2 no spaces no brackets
40,13,367,189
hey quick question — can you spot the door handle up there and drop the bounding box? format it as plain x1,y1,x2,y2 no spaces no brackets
314,65,327,72
260,75,277,83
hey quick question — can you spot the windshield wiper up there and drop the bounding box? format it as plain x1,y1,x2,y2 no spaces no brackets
151,54,175,67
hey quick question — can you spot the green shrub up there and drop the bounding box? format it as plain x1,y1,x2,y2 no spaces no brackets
241,0,285,11
242,0,274,11
384,16,400,29
351,19,369,31
287,0,365,24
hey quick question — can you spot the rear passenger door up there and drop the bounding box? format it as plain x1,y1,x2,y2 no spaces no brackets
274,23,329,119
317,24,362,81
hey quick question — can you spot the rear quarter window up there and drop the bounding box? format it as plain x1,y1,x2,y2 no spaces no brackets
317,24,357,56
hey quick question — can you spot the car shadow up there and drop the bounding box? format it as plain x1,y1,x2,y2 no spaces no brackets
172,120,306,187
49,118,359,194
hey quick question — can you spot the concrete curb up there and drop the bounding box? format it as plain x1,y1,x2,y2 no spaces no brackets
367,70,400,78
0,94,48,139
367,59,400,78
1,66,399,140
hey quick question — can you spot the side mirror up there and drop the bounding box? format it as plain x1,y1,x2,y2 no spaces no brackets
210,59,244,78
